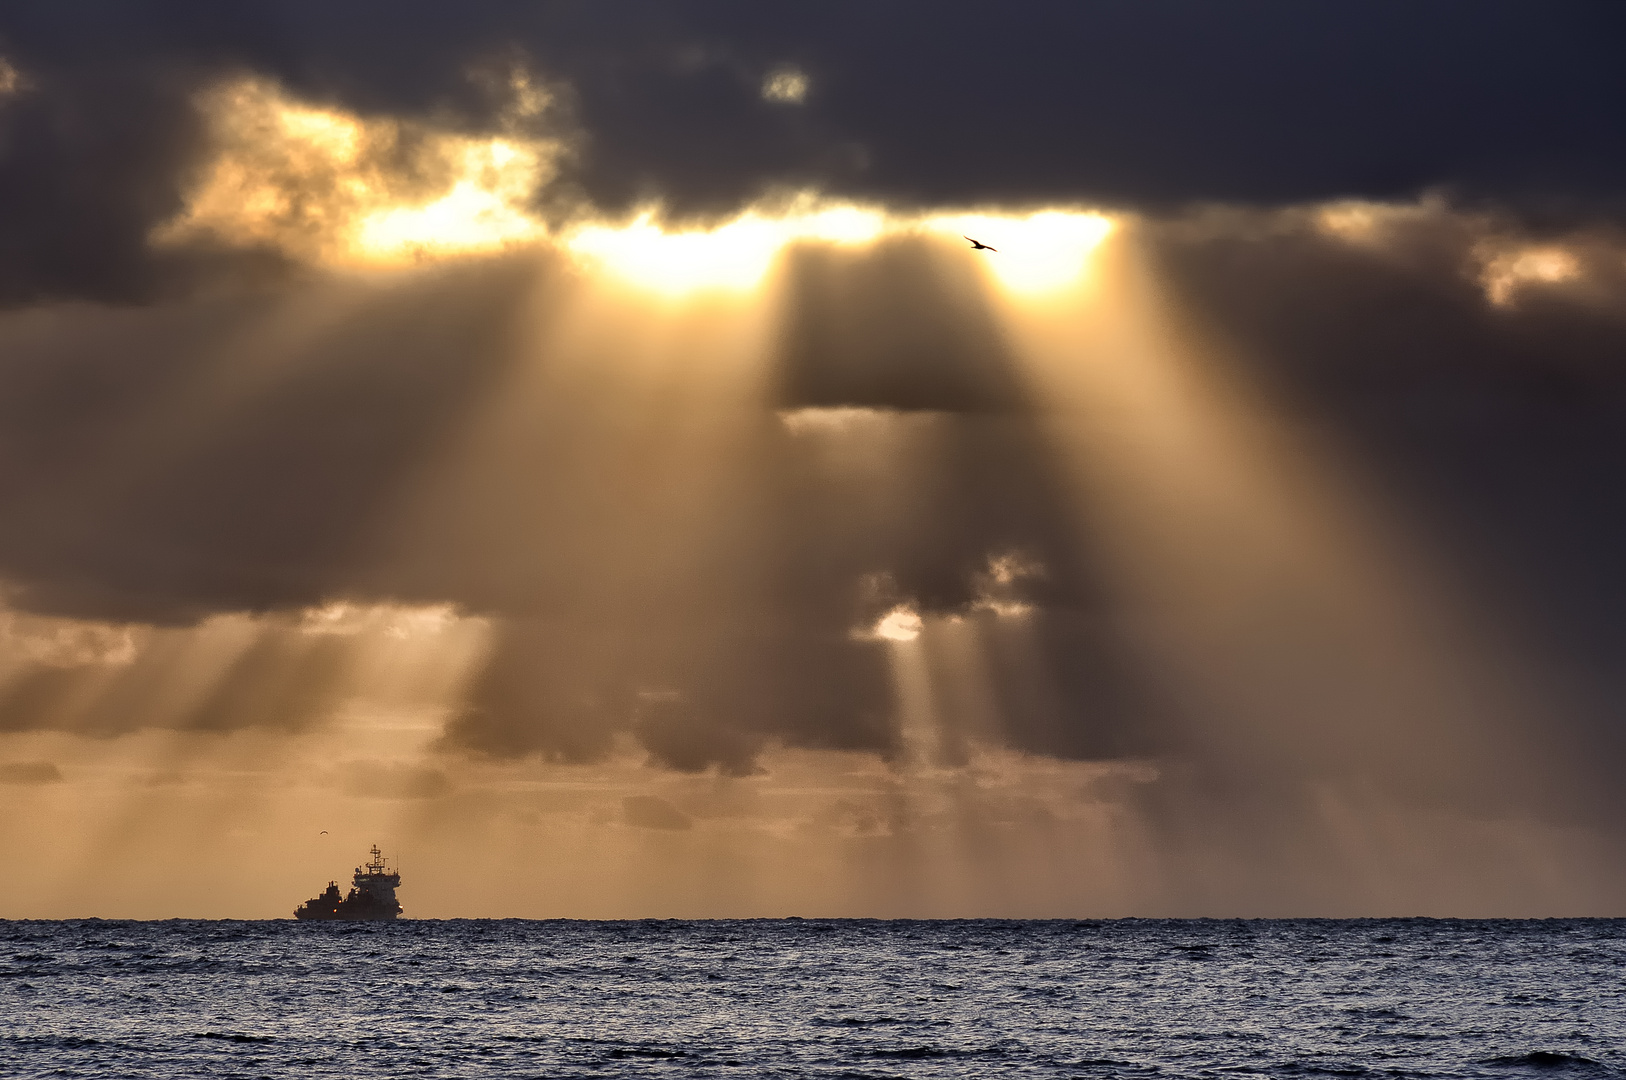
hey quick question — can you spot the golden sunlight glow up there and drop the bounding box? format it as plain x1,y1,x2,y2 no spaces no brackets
564,203,1114,297
875,605,925,642
351,141,547,260
970,552,1042,617
1317,201,1590,309
157,73,1115,293
777,406,884,435
1316,202,1382,241
1478,244,1581,306
297,601,464,640
0,56,25,97
1312,200,1433,245
156,77,555,266
5,201,1619,918
858,605,924,643
996,227,1544,855
0,598,490,740
762,66,810,104
564,202,886,295
926,210,1114,294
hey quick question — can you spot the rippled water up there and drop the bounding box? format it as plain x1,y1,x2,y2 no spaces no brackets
3,919,1623,1078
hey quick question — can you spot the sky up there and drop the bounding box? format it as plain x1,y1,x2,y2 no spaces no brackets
2,2,1626,918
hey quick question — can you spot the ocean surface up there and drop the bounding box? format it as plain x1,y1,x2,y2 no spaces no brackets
2,919,1622,1078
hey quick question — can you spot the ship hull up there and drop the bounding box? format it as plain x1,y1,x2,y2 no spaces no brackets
293,907,399,921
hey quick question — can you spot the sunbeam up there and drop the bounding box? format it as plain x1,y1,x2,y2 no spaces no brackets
5,63,1626,913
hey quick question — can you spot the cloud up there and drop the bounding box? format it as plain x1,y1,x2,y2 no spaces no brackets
5,4,1626,302
0,59,236,304
0,610,138,667
154,73,563,267
760,66,807,105
0,253,542,623
0,616,349,736
1145,205,1626,665
772,236,1029,412
0,760,61,784
1138,202,1626,816
622,794,692,830
443,618,901,769
2,196,1623,800
0,600,485,737
0,55,27,97
7,6,1626,916
1,40,1626,846
338,760,452,800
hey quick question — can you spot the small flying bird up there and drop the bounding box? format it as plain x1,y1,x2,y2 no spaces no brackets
964,236,997,251
319,830,328,835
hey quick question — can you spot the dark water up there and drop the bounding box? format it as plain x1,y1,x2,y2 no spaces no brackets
3,919,1623,1078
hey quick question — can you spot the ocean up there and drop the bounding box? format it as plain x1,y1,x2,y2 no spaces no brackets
2,919,1622,1078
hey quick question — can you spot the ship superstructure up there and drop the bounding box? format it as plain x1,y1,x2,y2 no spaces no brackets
294,845,403,921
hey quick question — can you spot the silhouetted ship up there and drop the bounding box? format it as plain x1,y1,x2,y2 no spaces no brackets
294,845,403,921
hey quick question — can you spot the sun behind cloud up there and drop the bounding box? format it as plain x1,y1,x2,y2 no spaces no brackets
156,74,1116,298
562,201,885,294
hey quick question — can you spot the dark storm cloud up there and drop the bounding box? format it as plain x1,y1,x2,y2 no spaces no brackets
6,6,1626,917
0,228,1158,757
5,2,1626,301
4,207,1626,795
440,462,1138,771
1145,209,1626,669
0,253,543,622
1143,208,1626,825
2,5,1625,788
774,237,1027,413
0,57,281,305
0,626,349,737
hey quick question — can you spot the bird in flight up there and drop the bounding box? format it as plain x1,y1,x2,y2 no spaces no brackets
319,830,328,835
964,236,997,251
